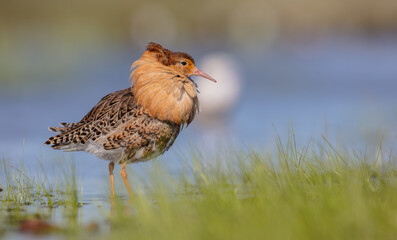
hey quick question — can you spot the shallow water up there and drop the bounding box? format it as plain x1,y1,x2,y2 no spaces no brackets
1,36,397,238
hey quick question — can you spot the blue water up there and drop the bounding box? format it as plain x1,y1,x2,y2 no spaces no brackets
1,36,397,204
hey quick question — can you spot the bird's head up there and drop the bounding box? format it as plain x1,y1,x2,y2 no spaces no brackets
129,42,216,125
144,42,216,83
169,52,217,83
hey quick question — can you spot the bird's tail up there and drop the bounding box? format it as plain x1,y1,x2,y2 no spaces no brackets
44,122,89,150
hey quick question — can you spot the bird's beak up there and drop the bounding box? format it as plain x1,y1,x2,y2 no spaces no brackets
191,68,217,82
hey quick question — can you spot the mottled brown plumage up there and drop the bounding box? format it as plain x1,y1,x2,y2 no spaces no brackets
44,42,216,199
45,88,180,164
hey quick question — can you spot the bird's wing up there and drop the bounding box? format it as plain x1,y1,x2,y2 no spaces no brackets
103,117,179,160
44,88,146,149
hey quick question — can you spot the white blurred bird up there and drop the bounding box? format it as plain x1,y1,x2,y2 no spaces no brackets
192,53,242,150
197,53,242,124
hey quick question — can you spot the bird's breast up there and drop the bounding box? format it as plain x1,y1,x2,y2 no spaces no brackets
133,80,198,125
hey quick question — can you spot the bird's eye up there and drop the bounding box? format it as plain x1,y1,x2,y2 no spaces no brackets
181,61,187,66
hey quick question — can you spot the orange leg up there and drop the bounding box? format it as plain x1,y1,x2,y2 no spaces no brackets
109,162,115,197
109,162,115,216
120,162,134,198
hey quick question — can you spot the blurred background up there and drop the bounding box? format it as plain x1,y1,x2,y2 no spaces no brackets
1,0,397,189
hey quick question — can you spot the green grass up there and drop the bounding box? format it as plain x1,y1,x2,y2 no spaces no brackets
105,135,397,240
0,156,83,236
1,131,397,240
1,159,54,206
0,158,82,208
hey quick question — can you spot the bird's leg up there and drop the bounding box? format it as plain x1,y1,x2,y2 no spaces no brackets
109,162,115,216
120,162,134,198
109,162,115,197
